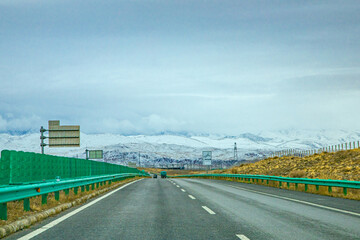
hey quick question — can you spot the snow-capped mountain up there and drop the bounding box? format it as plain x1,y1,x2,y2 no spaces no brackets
0,130,359,167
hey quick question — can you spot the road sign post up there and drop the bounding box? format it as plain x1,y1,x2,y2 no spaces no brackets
40,126,47,154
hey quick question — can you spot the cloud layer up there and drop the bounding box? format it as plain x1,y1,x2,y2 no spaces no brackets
1,1,360,135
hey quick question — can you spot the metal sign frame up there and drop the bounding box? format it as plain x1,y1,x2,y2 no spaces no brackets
48,120,80,147
40,120,80,154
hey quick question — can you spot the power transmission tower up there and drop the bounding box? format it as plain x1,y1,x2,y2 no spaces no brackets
234,142,238,161
138,152,141,167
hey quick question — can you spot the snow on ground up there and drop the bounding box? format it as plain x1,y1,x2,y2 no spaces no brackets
0,130,359,162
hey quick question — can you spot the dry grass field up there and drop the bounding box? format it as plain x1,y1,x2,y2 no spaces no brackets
215,148,360,181
213,148,360,200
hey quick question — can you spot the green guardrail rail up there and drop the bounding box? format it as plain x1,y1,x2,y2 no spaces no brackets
0,172,149,220
0,150,150,220
171,173,360,196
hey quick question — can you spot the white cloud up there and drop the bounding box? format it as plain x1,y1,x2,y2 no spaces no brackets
0,114,41,133
1,1,359,135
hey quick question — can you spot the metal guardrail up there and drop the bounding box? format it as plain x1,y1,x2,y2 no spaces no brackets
0,172,149,220
171,173,360,196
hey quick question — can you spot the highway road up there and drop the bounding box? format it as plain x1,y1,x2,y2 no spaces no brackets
7,178,360,240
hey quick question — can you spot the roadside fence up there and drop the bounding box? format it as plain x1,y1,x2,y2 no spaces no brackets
270,140,360,158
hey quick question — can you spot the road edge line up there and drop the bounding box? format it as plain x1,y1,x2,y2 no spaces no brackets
227,184,360,217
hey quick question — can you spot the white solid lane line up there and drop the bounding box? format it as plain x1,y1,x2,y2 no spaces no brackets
188,195,196,199
227,184,360,217
236,234,250,240
202,206,216,215
18,179,143,240
181,189,186,192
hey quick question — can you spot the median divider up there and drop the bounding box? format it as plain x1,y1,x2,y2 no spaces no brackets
171,174,360,198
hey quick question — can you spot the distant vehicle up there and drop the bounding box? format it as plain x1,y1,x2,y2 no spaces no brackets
153,174,157,178
160,171,167,178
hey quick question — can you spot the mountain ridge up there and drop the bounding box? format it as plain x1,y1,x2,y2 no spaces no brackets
1,129,359,168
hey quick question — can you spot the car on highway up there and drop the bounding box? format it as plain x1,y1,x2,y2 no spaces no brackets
160,171,167,178
153,174,157,178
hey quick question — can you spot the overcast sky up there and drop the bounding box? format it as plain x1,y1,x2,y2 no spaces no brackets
1,0,360,135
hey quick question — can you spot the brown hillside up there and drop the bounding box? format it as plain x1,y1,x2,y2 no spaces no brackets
214,148,360,181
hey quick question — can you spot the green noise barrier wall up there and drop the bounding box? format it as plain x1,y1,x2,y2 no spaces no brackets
0,150,142,185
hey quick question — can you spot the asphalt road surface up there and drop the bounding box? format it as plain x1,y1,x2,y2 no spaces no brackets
7,178,360,240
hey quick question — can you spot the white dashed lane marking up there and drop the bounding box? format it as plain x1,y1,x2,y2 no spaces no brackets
188,195,196,199
202,206,216,215
236,234,250,240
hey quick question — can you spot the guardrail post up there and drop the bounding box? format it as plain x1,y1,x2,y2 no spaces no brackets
295,183,298,190
64,189,69,196
316,185,319,192
328,186,332,193
86,185,90,191
304,184,308,192
55,191,60,201
92,184,95,190
74,187,78,195
343,187,347,196
108,180,112,185
266,180,269,185
287,182,290,188
0,203,7,220
279,181,282,188
81,186,85,192
24,198,30,211
42,194,48,205
96,182,100,188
